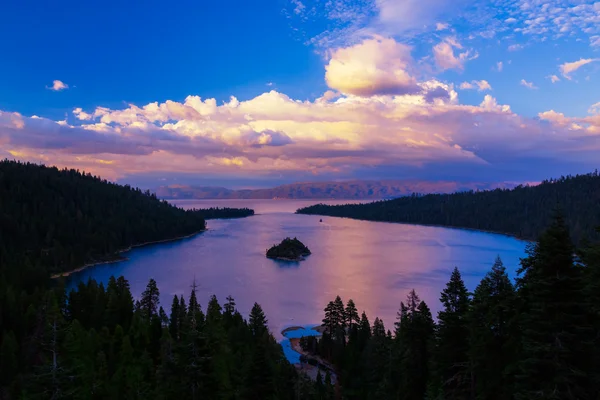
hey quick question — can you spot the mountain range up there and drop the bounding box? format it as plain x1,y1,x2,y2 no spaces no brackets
154,180,520,200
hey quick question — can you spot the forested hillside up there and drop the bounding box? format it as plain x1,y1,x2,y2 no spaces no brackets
299,214,600,399
298,171,600,244
0,277,304,399
0,160,210,283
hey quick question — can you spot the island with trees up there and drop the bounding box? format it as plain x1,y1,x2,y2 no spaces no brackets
194,207,254,219
266,237,312,261
3,159,600,399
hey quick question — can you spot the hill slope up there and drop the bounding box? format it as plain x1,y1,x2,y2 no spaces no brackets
0,160,207,282
297,172,600,244
155,180,517,200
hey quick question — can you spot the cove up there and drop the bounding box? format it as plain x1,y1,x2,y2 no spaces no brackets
66,199,528,339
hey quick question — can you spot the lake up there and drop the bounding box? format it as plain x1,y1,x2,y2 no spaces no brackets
67,199,527,338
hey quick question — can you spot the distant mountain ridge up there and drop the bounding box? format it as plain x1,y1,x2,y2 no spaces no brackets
154,180,519,200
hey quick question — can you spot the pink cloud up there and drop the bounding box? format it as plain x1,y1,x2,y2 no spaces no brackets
325,37,420,96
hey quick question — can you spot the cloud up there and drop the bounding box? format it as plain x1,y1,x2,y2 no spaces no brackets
4,38,600,184
4,83,600,185
433,37,477,71
289,0,600,55
548,75,560,83
0,111,25,130
507,44,524,52
559,58,598,79
589,102,600,115
436,22,449,31
290,0,305,15
240,129,294,147
496,61,503,72
325,37,420,96
459,80,492,91
520,79,538,89
47,80,69,91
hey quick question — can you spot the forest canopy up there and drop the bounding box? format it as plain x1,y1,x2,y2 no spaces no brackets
297,171,600,244
0,160,252,285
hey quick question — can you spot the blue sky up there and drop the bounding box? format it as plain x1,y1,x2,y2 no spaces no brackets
1,0,599,188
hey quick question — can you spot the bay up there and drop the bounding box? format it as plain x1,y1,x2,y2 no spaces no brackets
67,199,527,337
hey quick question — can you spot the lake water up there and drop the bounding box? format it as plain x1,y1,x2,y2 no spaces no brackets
67,199,527,338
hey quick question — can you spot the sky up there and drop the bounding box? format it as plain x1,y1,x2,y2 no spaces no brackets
1,0,599,188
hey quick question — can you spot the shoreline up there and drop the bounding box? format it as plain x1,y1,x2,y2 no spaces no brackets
295,212,534,243
51,229,206,279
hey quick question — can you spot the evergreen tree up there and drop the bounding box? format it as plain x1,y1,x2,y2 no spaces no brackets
579,229,600,396
345,299,360,331
435,267,471,399
468,256,517,399
140,278,160,320
515,211,593,399
322,301,335,334
224,295,236,316
243,333,275,400
249,303,268,337
169,295,180,340
395,290,435,400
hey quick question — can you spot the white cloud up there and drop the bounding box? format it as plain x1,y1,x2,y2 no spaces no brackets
47,80,69,91
559,58,598,79
548,75,560,83
290,0,305,15
73,107,93,121
589,102,600,115
433,37,477,71
436,22,449,31
505,17,517,24
520,79,538,89
508,44,524,52
460,80,492,91
267,82,274,87
496,61,503,72
325,37,419,96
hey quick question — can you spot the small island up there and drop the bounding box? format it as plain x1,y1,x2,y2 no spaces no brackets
266,237,312,261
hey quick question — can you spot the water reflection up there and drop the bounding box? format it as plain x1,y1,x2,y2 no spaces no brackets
68,199,527,337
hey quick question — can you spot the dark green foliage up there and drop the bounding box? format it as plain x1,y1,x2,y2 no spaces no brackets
193,207,254,219
395,290,435,400
297,171,600,245
266,237,311,260
468,257,518,399
579,231,600,395
140,278,160,320
249,302,268,337
2,277,301,399
515,211,593,399
0,160,207,281
434,268,471,399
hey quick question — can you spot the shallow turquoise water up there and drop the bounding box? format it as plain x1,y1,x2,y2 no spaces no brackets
67,199,527,341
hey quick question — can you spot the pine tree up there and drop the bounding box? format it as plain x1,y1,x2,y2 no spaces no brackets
395,290,435,400
333,296,346,331
468,256,517,399
515,211,593,399
249,303,268,337
243,333,275,400
322,301,335,334
435,267,471,400
224,295,236,316
345,299,360,331
140,279,160,320
579,229,600,396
